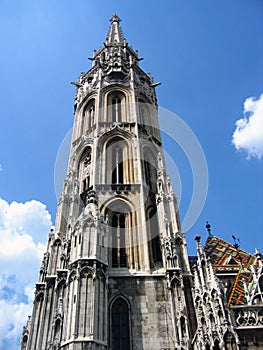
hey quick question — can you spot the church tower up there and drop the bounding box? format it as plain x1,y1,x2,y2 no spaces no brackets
21,15,196,350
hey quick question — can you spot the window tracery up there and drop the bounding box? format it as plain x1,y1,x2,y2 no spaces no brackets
105,137,132,184
107,91,126,123
105,200,134,269
110,212,127,267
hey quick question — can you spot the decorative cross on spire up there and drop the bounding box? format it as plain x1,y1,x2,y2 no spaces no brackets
206,221,212,236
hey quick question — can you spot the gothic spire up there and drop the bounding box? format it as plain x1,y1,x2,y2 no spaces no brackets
105,14,126,45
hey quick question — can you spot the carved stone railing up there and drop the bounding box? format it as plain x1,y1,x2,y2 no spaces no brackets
231,305,263,328
96,184,140,194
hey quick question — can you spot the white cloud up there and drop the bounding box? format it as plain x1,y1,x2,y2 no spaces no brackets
0,198,52,350
232,94,263,159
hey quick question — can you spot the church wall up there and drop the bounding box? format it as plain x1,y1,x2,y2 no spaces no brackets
108,275,176,350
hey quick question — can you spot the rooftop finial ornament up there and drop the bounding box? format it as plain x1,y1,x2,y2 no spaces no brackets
206,221,212,236
232,235,240,249
110,14,121,24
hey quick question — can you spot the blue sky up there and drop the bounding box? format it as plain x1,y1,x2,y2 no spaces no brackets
0,1,262,348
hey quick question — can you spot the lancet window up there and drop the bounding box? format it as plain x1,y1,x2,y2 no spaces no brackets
143,148,157,193
112,146,124,184
105,137,132,184
111,212,127,268
78,147,92,194
54,319,61,342
111,297,130,350
82,99,95,134
107,91,126,123
21,335,28,350
147,206,162,266
106,200,134,269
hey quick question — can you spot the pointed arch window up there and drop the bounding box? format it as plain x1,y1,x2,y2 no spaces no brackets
83,99,95,134
112,145,124,184
112,97,122,122
105,137,132,185
79,147,92,194
143,149,157,193
21,335,28,350
107,91,126,123
213,340,220,350
147,206,162,266
111,298,130,350
110,212,127,268
54,319,61,342
180,316,186,338
106,200,134,269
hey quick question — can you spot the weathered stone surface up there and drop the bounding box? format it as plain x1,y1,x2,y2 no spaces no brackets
21,15,263,350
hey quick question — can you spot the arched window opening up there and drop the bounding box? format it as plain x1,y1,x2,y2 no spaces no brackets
143,150,157,193
79,147,92,195
112,97,122,122
213,339,220,350
112,145,124,184
83,99,95,134
107,92,126,123
147,207,162,266
151,236,162,263
145,159,156,191
106,200,134,269
110,212,127,268
106,138,132,185
21,335,28,350
180,316,186,338
224,331,237,350
54,319,61,341
111,298,130,350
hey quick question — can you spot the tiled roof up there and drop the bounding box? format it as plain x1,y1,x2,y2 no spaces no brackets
204,235,258,306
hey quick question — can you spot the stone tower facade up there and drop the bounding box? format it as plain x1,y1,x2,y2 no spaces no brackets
21,14,263,350
21,14,195,350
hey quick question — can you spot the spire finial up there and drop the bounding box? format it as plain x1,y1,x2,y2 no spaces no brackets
232,235,240,249
110,14,121,24
106,14,125,45
206,221,212,236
